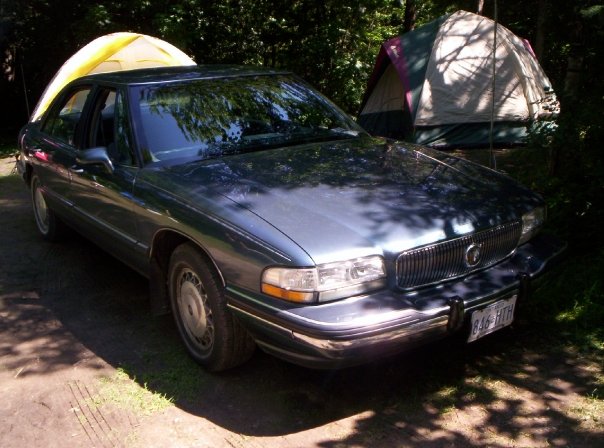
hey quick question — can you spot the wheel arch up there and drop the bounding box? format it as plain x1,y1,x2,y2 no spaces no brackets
23,162,33,186
148,228,226,315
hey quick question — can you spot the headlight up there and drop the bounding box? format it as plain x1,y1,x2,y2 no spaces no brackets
519,206,546,245
261,256,387,303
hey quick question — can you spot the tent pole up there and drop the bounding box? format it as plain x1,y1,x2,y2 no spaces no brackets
489,0,498,170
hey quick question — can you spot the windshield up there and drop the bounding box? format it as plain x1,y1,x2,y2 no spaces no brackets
136,74,365,162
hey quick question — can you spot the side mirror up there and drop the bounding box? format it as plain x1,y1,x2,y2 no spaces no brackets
76,147,114,174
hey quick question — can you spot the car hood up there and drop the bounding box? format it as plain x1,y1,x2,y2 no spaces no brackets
155,138,542,264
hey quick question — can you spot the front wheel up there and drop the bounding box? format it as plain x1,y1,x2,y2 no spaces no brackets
31,174,65,241
168,243,255,371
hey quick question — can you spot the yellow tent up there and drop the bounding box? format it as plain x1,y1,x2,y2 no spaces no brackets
31,32,195,121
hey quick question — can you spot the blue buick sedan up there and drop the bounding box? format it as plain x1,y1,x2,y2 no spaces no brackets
17,65,565,371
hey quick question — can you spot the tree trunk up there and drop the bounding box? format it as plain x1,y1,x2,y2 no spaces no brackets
564,18,584,99
403,0,416,33
534,0,547,60
477,0,485,15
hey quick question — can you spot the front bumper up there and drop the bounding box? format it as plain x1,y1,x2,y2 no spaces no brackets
227,233,566,369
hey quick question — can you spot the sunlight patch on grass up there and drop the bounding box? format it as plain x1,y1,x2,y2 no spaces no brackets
137,345,207,402
527,249,604,355
569,394,604,430
461,375,497,403
432,385,457,402
553,276,604,352
425,385,459,415
89,368,174,416
555,280,603,322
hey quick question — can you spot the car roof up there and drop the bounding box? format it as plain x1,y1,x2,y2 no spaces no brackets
77,64,291,86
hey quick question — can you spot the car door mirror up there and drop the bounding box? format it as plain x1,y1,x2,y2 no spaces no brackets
76,147,114,174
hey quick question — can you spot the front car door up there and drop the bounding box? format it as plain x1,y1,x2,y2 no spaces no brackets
67,86,147,273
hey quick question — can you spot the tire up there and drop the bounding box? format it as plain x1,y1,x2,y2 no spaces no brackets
31,174,65,241
168,243,255,371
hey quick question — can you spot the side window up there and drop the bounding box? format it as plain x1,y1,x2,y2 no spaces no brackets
88,89,134,166
42,87,92,146
114,91,135,166
89,89,116,149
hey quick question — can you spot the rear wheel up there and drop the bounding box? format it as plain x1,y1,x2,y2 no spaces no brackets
31,174,65,241
168,243,255,371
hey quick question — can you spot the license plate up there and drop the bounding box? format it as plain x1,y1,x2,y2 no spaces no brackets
468,295,517,342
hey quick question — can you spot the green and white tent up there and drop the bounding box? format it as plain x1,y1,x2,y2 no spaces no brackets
358,10,559,148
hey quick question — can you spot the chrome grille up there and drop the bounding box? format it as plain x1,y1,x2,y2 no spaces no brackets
397,221,522,289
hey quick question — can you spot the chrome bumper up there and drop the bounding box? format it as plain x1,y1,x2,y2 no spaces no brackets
229,290,515,368
227,233,566,369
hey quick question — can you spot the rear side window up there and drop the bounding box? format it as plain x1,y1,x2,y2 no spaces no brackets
42,88,92,146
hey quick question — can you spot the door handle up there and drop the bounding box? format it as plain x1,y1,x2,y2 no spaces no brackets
69,165,84,174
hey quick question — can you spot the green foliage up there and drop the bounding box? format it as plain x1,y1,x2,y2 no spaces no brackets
528,250,604,353
498,141,604,355
526,120,557,150
157,1,407,113
0,1,409,117
580,4,604,20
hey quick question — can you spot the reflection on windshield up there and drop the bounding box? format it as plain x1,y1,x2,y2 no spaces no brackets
138,75,364,161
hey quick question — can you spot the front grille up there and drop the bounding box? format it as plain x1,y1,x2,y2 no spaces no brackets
397,221,522,289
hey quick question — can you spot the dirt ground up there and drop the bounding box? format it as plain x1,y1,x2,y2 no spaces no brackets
1,154,602,447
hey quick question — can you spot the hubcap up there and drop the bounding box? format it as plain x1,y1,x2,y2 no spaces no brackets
177,269,214,352
33,184,49,234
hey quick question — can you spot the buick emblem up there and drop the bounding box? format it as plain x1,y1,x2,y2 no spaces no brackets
465,243,481,267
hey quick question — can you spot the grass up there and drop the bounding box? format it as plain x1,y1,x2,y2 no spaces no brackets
451,146,604,429
525,250,604,353
570,374,604,430
88,368,174,417
136,346,207,403
488,144,604,430
476,146,604,356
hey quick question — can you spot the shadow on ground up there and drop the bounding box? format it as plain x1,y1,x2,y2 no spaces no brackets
1,165,602,447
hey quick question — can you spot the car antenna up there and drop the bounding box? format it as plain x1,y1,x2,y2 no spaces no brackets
20,57,31,119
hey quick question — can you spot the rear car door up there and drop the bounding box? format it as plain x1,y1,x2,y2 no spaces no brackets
25,86,93,217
